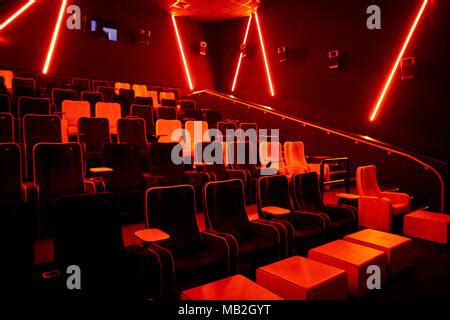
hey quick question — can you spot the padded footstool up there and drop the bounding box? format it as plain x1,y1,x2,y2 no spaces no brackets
404,211,450,244
344,229,413,275
308,240,387,297
180,275,282,300
256,256,347,300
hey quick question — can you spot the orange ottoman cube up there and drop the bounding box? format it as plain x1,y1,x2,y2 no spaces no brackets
308,240,387,297
344,229,413,275
256,256,347,300
181,275,282,300
404,211,450,244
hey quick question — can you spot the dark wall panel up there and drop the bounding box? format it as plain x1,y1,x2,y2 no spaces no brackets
0,0,214,90
205,0,449,161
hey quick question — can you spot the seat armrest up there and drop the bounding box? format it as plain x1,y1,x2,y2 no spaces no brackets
262,206,291,217
254,218,295,257
202,229,238,274
134,229,170,244
124,244,174,300
325,204,358,225
249,220,280,242
381,191,412,209
358,196,393,232
294,210,330,230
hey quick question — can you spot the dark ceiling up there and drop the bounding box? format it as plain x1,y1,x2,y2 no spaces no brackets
126,0,263,21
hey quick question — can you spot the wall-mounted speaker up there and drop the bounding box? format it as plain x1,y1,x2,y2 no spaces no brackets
200,41,207,56
401,57,415,80
278,46,288,63
328,50,340,70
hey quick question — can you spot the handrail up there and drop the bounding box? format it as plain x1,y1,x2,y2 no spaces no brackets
320,157,351,194
190,89,446,212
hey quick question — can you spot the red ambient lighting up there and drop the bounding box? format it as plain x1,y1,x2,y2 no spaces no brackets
369,0,428,122
42,0,67,75
172,15,194,90
0,0,36,31
255,12,275,97
231,15,253,92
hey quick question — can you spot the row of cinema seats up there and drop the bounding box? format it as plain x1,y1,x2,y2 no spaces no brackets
0,95,222,141
1,108,331,209
0,141,358,300
0,69,182,106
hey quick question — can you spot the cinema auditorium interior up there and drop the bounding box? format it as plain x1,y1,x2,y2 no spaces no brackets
0,0,449,311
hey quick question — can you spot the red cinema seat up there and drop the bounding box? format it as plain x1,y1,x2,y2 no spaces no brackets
357,165,412,232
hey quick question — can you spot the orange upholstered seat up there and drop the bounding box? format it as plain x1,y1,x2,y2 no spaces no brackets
344,229,413,275
256,256,347,300
308,240,387,297
181,275,282,300
356,165,412,231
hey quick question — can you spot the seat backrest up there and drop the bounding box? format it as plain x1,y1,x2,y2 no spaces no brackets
259,141,284,170
93,80,109,91
0,113,14,143
132,84,148,98
34,143,85,199
101,143,144,191
159,92,175,101
135,96,153,107
284,141,308,168
356,165,382,196
203,110,222,128
53,193,124,291
97,86,114,102
0,94,11,113
160,99,177,109
204,179,251,241
52,88,77,112
166,88,180,100
0,143,22,202
62,100,90,128
23,115,62,159
146,185,203,256
148,91,158,108
217,121,237,136
0,70,13,92
95,102,121,134
114,82,130,94
131,105,155,135
148,142,186,184
81,91,103,117
78,117,111,153
257,175,293,218
184,109,203,121
117,118,148,151
180,100,196,112
240,122,258,132
228,142,259,175
292,172,326,212
12,77,36,100
155,119,182,143
18,97,51,118
72,78,90,91
185,121,210,147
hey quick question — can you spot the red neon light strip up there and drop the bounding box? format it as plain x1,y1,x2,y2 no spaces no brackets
255,12,275,97
42,0,67,75
0,0,36,31
172,15,194,90
231,15,253,92
370,0,428,122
